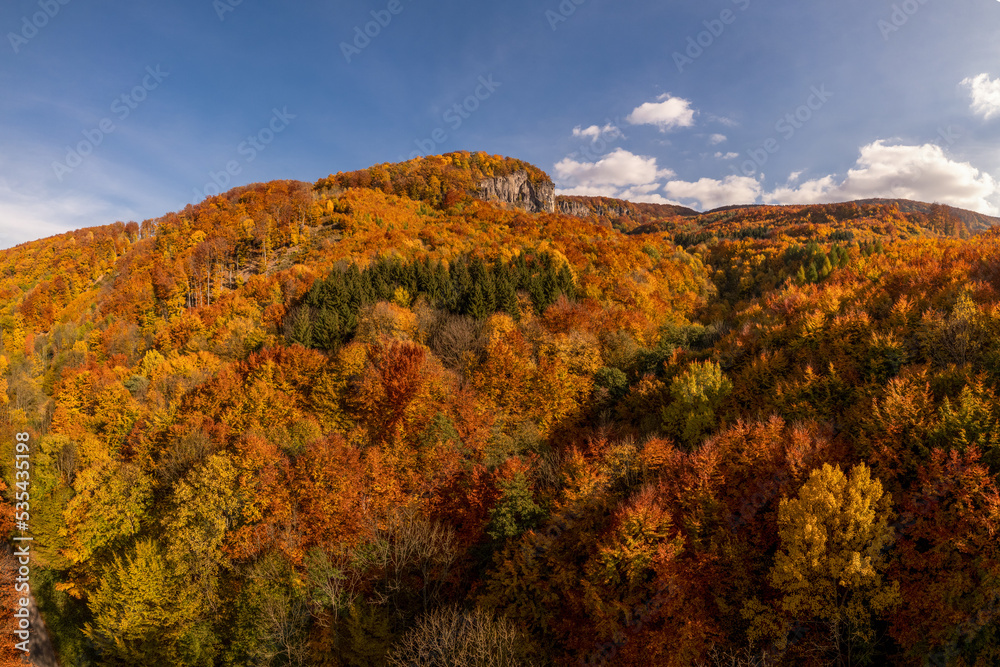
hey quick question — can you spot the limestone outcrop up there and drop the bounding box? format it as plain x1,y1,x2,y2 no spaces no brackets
477,170,555,213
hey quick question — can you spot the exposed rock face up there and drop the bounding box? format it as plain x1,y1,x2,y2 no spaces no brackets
557,199,632,218
556,199,593,217
557,196,701,220
477,170,555,214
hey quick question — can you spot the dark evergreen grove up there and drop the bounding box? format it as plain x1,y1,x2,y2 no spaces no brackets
285,251,576,350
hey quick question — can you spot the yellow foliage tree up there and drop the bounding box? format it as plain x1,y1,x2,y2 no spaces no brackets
85,539,206,666
750,463,899,664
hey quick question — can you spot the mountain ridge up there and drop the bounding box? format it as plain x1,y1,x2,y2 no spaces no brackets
5,153,997,254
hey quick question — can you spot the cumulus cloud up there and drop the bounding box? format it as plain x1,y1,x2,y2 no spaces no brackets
764,141,1000,214
556,184,620,198
626,94,696,131
962,73,1000,120
572,123,623,142
557,139,999,215
554,148,686,204
662,175,762,210
625,193,684,205
715,152,739,160
615,183,683,205
765,176,838,206
554,148,673,189
709,134,727,145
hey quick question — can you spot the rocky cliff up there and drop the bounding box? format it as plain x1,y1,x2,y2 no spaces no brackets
556,195,700,220
477,170,555,214
556,198,596,218
557,198,639,218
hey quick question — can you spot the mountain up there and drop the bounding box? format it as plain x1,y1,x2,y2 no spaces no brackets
851,197,1000,232
702,198,998,235
316,152,553,212
2,152,1000,666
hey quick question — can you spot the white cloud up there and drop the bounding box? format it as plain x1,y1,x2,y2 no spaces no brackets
554,148,673,189
0,145,181,249
0,182,133,249
554,138,1000,215
617,183,684,205
572,123,623,142
626,94,696,131
557,182,683,205
663,175,762,210
625,192,685,205
715,152,739,160
711,115,739,128
961,73,1000,120
709,133,727,145
765,176,838,205
764,141,999,214
556,184,620,198
619,183,661,195
554,149,687,204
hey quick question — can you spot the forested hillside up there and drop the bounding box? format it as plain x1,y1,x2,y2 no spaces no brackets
2,151,999,666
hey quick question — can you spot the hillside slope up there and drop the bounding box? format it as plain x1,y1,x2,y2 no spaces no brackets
1,152,999,666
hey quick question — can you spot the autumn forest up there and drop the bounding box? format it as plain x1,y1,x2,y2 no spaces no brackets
2,151,1000,666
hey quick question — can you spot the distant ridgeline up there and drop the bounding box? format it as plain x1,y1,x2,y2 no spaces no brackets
284,251,576,350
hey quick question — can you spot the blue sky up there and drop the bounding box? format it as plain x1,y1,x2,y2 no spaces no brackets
1,0,999,247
